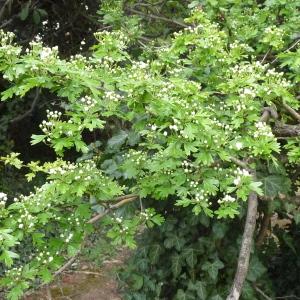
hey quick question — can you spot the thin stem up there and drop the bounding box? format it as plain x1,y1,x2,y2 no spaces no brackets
271,39,300,64
126,8,188,28
254,286,272,300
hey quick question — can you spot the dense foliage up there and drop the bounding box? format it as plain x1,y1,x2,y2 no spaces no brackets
0,0,300,299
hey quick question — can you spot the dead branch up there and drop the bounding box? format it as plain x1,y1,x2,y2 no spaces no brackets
282,103,300,123
273,123,300,137
227,191,258,300
10,88,40,123
54,255,78,277
254,285,272,300
87,195,138,224
126,7,188,28
271,38,300,64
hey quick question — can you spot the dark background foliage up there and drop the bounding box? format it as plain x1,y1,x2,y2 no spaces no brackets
1,1,300,299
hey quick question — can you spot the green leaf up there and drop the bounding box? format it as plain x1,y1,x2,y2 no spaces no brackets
249,181,263,195
31,134,46,145
39,268,52,283
261,175,291,197
183,248,198,268
19,1,31,21
164,234,185,251
247,256,267,282
294,212,300,225
188,281,207,299
130,274,144,290
171,254,182,277
107,130,128,150
201,259,224,280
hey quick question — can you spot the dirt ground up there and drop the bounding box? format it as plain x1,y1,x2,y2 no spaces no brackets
23,257,125,300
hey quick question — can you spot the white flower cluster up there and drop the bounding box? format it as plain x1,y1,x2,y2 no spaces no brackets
123,150,146,166
39,110,62,134
229,42,253,52
188,178,199,188
229,61,266,79
128,62,151,81
115,215,123,223
264,25,284,37
181,160,195,173
48,160,97,179
104,91,124,102
253,121,274,138
39,45,59,60
36,250,55,263
239,87,256,99
0,192,7,206
218,194,235,204
194,191,208,203
140,210,154,220
265,68,292,88
79,95,97,111
4,266,23,282
60,232,73,243
94,30,129,49
0,30,15,45
17,210,35,229
233,168,251,186
235,142,243,150
0,31,21,59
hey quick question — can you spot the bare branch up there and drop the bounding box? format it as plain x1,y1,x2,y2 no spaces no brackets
273,123,300,137
54,255,78,277
276,295,300,299
10,88,41,123
282,103,300,123
271,39,300,64
87,195,138,224
254,285,272,300
126,7,188,28
227,191,258,300
230,157,250,171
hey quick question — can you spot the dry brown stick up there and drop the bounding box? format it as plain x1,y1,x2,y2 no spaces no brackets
54,255,78,277
64,270,104,276
87,195,138,224
282,103,300,123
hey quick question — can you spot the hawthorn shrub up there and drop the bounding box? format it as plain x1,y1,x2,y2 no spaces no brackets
0,1,300,299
